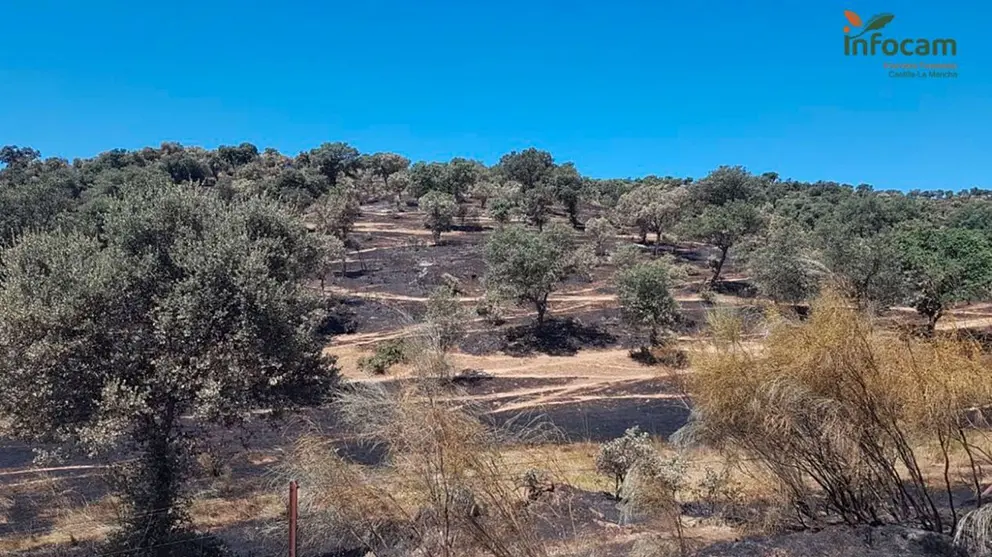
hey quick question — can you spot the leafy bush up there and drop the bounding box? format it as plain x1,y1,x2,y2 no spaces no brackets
610,243,643,270
419,190,457,244
620,455,689,555
487,189,517,227
595,426,657,497
616,258,681,347
484,224,586,326
357,340,407,375
745,221,822,304
424,286,465,352
585,216,616,257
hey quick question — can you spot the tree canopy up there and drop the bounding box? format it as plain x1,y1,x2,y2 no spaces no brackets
895,226,992,334
484,225,585,325
616,259,681,346
0,182,337,551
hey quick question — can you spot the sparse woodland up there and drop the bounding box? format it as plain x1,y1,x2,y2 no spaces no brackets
2,142,992,556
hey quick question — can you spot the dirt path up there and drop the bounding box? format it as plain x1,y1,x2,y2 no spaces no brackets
327,285,706,305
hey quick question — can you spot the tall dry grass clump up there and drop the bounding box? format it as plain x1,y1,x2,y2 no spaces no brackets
279,378,556,557
686,290,992,533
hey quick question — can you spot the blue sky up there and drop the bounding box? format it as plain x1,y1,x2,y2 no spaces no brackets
1,1,988,190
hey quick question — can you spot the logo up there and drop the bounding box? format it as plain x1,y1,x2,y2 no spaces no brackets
842,10,958,78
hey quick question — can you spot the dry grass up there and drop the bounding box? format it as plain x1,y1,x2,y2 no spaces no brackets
278,374,563,557
0,476,280,554
687,290,992,532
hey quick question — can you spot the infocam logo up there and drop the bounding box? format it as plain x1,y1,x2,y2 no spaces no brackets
843,10,956,56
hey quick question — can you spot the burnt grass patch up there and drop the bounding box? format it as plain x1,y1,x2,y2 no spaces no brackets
336,238,487,298
461,317,619,357
490,396,691,443
449,374,574,396
345,297,421,333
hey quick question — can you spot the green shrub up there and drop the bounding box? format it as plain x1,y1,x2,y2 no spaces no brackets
595,426,657,498
358,340,407,375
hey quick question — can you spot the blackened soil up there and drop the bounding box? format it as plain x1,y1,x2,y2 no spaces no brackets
461,317,620,356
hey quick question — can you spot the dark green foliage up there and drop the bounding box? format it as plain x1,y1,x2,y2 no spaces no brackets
815,220,905,311
366,152,411,206
895,226,992,334
264,167,330,207
689,165,762,207
0,184,338,552
484,224,585,325
496,148,555,190
948,200,992,234
301,142,362,188
447,157,484,201
419,190,457,244
358,340,408,375
160,151,214,184
407,158,483,201
217,142,259,167
745,221,821,304
0,145,41,168
552,162,584,227
616,259,681,346
0,169,81,243
681,201,765,284
487,187,518,227
518,185,556,231
409,161,451,197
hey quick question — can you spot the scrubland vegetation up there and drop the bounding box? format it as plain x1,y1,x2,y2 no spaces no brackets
3,141,992,556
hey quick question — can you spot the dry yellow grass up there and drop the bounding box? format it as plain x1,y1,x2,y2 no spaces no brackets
689,290,992,530
0,484,281,553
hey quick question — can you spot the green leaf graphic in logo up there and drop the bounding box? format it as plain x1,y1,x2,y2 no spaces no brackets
851,13,895,38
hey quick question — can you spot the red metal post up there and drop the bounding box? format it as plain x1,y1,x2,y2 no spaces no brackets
289,480,298,557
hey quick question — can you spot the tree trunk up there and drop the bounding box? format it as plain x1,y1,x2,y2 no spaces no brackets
925,309,942,337
117,405,189,553
535,296,548,326
655,230,662,254
711,245,729,286
384,175,399,211
432,229,442,246
567,202,580,229
639,228,647,244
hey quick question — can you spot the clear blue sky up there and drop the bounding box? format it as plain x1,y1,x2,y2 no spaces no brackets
1,1,988,190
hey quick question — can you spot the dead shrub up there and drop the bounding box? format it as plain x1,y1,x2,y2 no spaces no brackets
519,468,555,501
692,465,745,520
629,346,689,369
279,379,554,557
686,290,992,533
955,505,992,556
628,535,685,557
